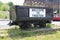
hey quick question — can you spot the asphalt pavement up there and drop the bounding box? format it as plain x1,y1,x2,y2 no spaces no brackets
0,19,60,30
52,21,60,26
0,19,15,30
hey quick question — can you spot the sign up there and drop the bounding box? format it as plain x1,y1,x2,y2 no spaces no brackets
29,8,46,17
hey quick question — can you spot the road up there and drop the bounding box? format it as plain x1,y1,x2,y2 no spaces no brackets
0,19,10,25
0,19,60,30
52,21,60,26
0,19,15,30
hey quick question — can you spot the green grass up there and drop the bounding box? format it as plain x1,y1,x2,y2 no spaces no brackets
0,26,60,40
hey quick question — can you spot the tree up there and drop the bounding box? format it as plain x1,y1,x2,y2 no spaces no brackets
0,4,9,11
7,2,14,7
0,1,3,6
3,4,9,11
0,1,4,11
0,1,9,11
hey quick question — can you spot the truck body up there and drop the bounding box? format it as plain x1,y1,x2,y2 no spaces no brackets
9,5,53,29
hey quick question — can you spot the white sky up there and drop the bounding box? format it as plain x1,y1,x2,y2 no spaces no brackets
0,0,25,5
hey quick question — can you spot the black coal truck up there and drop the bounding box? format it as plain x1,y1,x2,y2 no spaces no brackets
9,5,53,29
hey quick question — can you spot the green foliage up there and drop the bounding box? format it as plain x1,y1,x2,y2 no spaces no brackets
0,5,9,11
0,1,3,6
46,23,51,28
0,1,4,11
0,1,13,11
7,2,13,7
0,12,9,19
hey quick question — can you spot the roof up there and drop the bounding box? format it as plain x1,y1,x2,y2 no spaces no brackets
24,0,60,4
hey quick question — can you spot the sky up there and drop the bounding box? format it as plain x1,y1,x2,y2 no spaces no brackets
0,0,25,5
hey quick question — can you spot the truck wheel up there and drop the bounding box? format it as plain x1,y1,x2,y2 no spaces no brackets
39,21,46,28
47,20,51,23
19,22,31,30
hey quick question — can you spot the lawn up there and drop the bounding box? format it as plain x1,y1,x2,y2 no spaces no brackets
0,26,60,40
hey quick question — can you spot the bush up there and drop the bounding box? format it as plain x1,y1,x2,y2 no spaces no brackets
0,11,9,19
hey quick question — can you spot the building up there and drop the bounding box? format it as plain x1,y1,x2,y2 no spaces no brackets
24,0,60,9
24,0,46,7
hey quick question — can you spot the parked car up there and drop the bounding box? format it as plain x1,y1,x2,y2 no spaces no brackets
53,14,60,21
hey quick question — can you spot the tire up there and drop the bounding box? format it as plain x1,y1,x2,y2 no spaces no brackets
34,22,40,28
39,21,46,28
46,20,51,23
18,22,31,30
